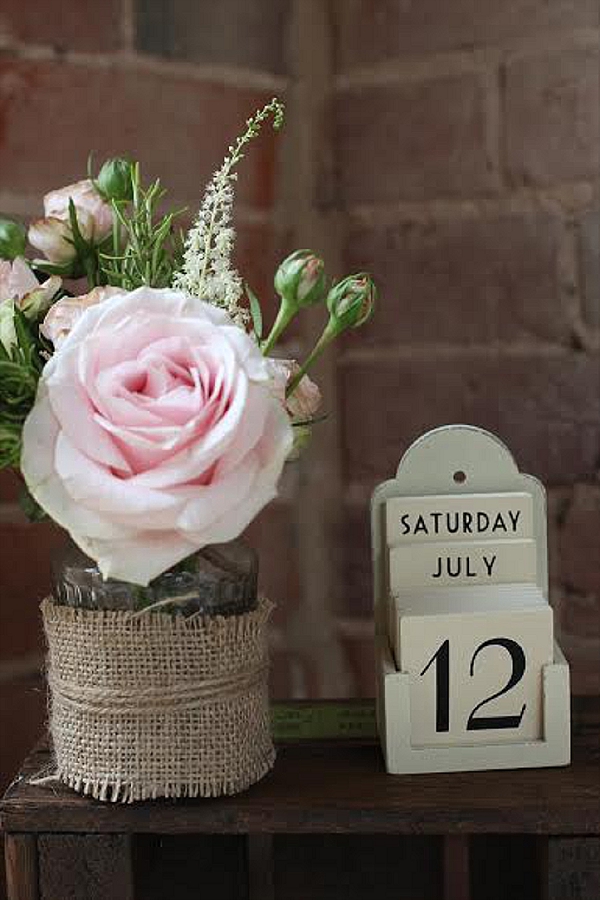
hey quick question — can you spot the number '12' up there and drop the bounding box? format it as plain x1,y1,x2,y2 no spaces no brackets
419,638,527,733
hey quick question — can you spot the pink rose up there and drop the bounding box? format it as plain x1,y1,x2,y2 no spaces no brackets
22,287,293,585
29,179,113,263
0,258,61,352
268,358,322,421
0,256,39,300
41,285,125,347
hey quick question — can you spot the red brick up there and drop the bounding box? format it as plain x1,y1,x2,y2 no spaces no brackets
234,223,297,334
245,500,300,630
340,354,500,484
339,503,372,618
341,352,600,487
136,0,290,75
0,521,65,662
335,76,497,204
504,48,600,187
0,675,46,793
579,209,600,329
0,469,21,503
268,649,302,700
560,589,600,639
344,212,570,346
547,487,572,589
556,631,600,695
339,625,376,698
0,59,279,209
496,354,600,484
334,0,599,69
0,0,122,52
559,485,600,596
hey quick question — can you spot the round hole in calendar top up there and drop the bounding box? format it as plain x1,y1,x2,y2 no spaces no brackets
453,470,467,484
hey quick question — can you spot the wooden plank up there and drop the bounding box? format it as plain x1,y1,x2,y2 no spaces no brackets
133,835,248,900
471,835,541,900
443,836,470,900
543,837,600,900
38,835,133,900
2,698,599,836
272,835,442,899
247,834,274,900
4,834,38,900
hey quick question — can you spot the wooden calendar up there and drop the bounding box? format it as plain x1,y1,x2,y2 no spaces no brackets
372,424,570,774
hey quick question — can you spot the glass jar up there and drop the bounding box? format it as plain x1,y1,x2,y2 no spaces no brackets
51,537,258,617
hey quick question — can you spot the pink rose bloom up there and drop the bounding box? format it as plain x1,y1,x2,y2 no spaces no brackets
41,285,125,347
29,179,113,264
268,358,322,421
0,256,39,300
22,287,293,585
0,258,61,352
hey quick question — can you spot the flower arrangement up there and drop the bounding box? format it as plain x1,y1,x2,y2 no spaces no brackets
0,98,376,589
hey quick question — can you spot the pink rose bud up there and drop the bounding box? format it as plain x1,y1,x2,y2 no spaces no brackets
274,249,327,309
268,358,322,421
326,273,376,332
0,257,61,352
41,285,125,347
28,216,81,264
44,179,114,240
29,179,114,264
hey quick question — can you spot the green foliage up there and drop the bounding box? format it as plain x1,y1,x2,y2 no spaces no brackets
0,219,26,260
0,307,44,470
101,164,185,290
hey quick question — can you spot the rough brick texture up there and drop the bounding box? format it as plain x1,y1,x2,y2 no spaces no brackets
579,209,600,329
0,59,277,207
335,76,497,204
344,212,571,346
334,0,600,68
136,0,290,74
0,0,122,52
504,47,600,187
0,521,64,662
342,353,600,487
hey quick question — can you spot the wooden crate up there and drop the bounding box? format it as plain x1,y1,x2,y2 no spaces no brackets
1,698,599,900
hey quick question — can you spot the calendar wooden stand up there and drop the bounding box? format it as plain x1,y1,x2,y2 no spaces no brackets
372,425,571,774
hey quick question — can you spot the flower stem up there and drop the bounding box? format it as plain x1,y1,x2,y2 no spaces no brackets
285,319,340,397
261,301,295,355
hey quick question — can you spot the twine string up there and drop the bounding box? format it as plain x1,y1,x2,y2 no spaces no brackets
47,661,269,714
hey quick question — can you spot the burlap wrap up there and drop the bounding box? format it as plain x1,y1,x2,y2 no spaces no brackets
41,596,275,803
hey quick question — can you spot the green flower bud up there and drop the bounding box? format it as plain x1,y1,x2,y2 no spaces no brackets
274,249,326,309
96,157,133,202
326,273,376,332
0,219,26,261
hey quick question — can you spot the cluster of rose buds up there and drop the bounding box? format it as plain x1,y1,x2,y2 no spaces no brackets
261,249,376,401
12,158,133,279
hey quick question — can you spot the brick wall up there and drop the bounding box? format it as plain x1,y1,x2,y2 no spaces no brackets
332,0,600,701
0,0,598,804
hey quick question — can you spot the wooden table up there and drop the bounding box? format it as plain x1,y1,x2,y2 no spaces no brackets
2,698,599,900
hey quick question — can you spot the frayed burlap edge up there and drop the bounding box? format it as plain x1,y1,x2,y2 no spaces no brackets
39,596,275,803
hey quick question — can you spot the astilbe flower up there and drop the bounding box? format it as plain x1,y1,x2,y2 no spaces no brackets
173,98,284,327
174,167,245,325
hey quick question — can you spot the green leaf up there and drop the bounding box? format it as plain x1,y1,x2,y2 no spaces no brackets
246,283,263,342
12,306,35,354
18,485,48,522
68,198,87,255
